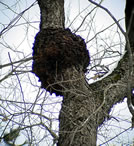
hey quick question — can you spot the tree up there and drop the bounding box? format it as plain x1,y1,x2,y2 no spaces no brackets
0,0,133,145
32,0,134,145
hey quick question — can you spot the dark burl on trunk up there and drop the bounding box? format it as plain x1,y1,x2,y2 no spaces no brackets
32,28,90,95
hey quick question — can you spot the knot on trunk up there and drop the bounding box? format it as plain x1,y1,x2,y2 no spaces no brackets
32,28,90,95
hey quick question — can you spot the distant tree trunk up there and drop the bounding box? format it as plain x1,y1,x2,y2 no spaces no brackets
125,0,134,127
32,0,134,145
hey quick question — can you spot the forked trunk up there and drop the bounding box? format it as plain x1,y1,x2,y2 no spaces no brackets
32,0,134,146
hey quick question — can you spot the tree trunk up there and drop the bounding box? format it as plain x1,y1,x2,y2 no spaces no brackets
57,68,98,146
32,0,134,145
125,0,134,127
38,0,65,29
57,53,130,145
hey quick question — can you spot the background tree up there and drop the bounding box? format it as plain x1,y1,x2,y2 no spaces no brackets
0,0,133,145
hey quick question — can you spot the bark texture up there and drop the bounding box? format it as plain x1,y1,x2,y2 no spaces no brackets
32,0,134,145
57,53,130,146
38,0,65,29
57,68,98,146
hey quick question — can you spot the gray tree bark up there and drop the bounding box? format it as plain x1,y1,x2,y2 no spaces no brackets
32,0,134,145
57,54,129,146
38,0,65,29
